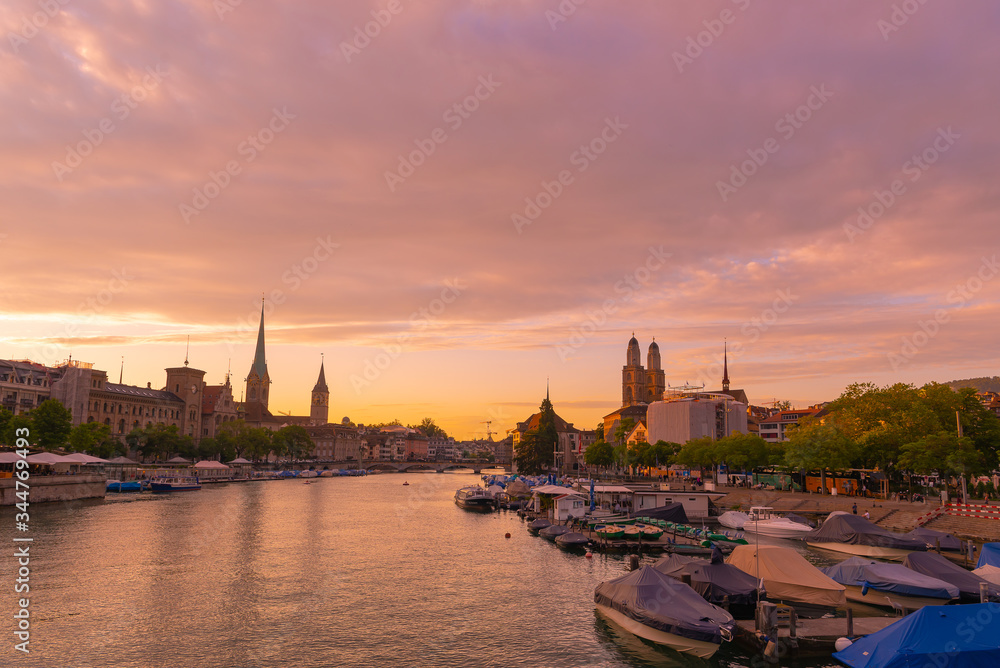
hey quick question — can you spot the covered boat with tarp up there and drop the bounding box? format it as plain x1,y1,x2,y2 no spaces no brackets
903,552,1000,602
974,564,1000,586
833,603,1000,668
538,525,571,541
806,513,927,560
594,565,735,658
527,518,552,535
822,556,959,609
903,526,963,552
630,502,688,525
977,542,1000,568
717,511,748,530
653,547,759,619
726,544,846,617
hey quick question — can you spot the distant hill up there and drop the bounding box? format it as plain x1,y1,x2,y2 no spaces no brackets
944,376,1000,393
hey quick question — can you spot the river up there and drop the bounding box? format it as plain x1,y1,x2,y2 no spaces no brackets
6,472,843,667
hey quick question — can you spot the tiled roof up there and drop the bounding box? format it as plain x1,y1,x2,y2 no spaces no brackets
100,383,182,402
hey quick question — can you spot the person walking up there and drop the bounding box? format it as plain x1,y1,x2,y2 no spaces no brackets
852,502,858,515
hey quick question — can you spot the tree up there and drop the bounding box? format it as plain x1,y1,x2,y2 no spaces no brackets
3,415,34,447
584,440,615,470
613,417,636,446
0,408,13,440
416,418,447,439
716,431,771,473
67,422,123,458
273,425,313,461
132,424,187,461
244,427,274,462
898,432,983,477
676,436,721,469
784,418,860,494
218,420,252,458
643,440,681,469
513,397,558,474
30,399,73,449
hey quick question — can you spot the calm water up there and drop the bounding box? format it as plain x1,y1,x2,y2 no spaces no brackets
4,473,843,667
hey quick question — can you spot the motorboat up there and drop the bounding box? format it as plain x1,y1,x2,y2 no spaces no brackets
834,603,1000,668
402,481,409,486
741,507,813,539
902,527,963,551
527,518,552,535
454,486,494,512
298,470,319,478
717,511,748,530
106,480,142,493
822,556,959,610
538,525,571,541
726,544,846,617
594,565,735,658
806,514,927,560
902,552,1000,603
555,532,591,550
654,547,759,619
150,476,201,492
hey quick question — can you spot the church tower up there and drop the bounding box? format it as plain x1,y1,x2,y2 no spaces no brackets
622,334,647,407
310,355,329,425
722,341,730,392
646,339,665,403
245,300,271,412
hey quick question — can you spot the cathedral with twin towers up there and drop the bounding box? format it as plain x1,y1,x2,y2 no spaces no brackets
621,334,736,408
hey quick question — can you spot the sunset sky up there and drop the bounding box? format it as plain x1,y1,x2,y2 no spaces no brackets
2,1,998,439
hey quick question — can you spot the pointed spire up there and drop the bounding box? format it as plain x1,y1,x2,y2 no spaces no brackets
722,340,730,392
252,297,268,378
546,376,550,402
119,356,124,384
313,354,328,392
184,335,190,367
225,359,231,386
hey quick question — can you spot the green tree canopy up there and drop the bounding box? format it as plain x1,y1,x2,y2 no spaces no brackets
3,415,34,447
415,417,448,439
30,399,73,449
898,431,983,477
584,440,614,469
513,397,557,474
676,436,721,469
784,417,860,494
273,425,314,461
67,422,124,458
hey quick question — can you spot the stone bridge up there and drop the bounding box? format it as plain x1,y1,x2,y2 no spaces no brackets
318,461,510,475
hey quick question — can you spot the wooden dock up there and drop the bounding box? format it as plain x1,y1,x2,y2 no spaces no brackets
734,615,898,659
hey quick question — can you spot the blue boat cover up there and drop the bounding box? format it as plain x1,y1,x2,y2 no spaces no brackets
977,543,1000,569
822,557,959,599
594,565,735,645
834,603,1000,668
902,552,1000,602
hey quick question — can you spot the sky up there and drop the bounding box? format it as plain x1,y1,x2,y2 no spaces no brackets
1,1,998,439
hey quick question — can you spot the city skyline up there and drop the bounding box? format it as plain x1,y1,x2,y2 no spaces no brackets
3,2,998,439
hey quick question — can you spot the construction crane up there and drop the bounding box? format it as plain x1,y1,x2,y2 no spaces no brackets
480,420,495,441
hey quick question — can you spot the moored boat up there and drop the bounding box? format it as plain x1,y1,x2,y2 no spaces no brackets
822,556,959,610
726,544,846,617
654,547,760,619
595,524,625,540
539,525,571,541
741,507,814,539
717,511,748,530
902,551,1000,603
555,532,591,550
454,486,494,511
527,518,552,535
150,476,202,492
594,565,735,658
106,480,143,493
806,514,927,560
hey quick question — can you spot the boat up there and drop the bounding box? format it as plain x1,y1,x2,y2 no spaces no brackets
902,527,963,552
834,603,1000,668
717,511,748,530
902,552,1000,603
623,526,642,540
726,544,846,617
594,565,735,658
806,514,927,560
527,518,552,535
741,507,814,539
298,470,319,478
653,547,760,619
402,482,409,486
106,480,143,493
539,525,571,541
973,564,1000,586
555,532,591,550
150,476,202,492
977,543,1000,568
822,556,959,610
454,486,494,511
595,524,625,540
639,525,664,540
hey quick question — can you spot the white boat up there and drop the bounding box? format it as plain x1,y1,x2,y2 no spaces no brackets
718,511,749,530
454,486,494,511
595,566,735,658
150,476,201,492
299,470,319,478
741,507,813,539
